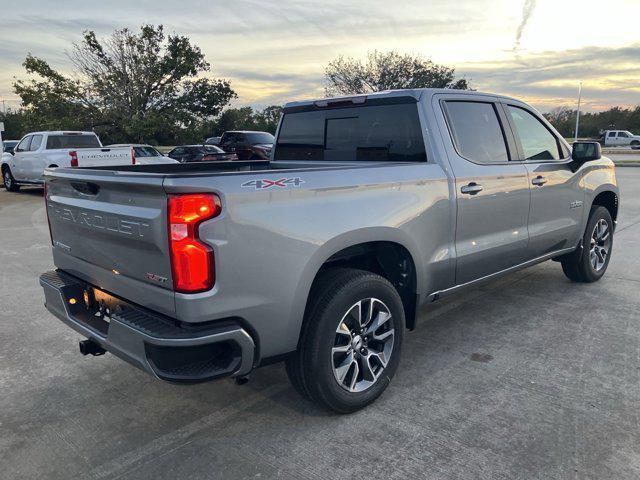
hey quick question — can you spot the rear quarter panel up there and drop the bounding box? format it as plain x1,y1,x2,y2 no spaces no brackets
165,162,454,358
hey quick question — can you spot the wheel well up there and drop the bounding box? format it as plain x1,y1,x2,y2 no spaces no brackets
48,164,58,168
1,164,9,174
592,191,618,223
311,241,418,330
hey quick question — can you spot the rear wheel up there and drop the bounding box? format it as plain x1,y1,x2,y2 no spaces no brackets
286,268,404,413
561,206,613,282
2,167,20,192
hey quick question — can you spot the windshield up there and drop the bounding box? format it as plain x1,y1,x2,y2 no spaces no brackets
274,103,426,162
46,134,100,149
246,132,274,145
133,146,162,157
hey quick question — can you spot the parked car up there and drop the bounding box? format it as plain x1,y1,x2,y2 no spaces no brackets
107,144,179,165
602,130,640,148
166,145,237,163
1,131,133,192
2,139,19,154
40,89,618,413
219,131,274,160
204,136,221,146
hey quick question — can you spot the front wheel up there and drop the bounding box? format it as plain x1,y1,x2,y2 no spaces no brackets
561,206,613,282
2,167,20,192
286,268,404,413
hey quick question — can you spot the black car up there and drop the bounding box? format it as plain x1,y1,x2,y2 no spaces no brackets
2,140,19,154
167,145,237,163
219,131,274,160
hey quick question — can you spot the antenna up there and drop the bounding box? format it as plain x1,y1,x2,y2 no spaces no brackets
574,82,582,142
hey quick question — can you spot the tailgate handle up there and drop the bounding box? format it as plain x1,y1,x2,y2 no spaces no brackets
71,181,100,195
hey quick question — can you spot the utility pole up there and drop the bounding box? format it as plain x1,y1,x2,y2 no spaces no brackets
574,82,582,142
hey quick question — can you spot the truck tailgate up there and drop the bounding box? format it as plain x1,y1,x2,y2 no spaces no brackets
76,147,133,167
45,169,175,315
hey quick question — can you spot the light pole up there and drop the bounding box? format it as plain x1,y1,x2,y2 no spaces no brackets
574,82,582,142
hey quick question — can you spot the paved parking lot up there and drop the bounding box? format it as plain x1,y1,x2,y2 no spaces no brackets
2,168,640,480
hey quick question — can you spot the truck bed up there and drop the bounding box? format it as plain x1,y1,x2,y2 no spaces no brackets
58,159,386,178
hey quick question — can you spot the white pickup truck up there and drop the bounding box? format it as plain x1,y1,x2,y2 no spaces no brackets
602,130,640,148
1,131,135,192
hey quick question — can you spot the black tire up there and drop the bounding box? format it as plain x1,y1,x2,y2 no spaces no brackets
561,206,613,282
286,268,405,413
2,167,20,192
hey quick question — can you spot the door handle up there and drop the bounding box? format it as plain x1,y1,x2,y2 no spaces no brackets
532,175,547,186
460,182,483,195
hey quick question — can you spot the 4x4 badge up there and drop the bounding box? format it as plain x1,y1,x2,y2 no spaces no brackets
241,177,305,190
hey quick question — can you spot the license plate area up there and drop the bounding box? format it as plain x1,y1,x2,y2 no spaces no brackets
62,284,123,337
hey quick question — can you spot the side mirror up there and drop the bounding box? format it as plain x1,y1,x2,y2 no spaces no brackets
570,141,601,171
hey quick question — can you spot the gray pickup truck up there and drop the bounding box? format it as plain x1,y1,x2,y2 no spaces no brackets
40,89,618,412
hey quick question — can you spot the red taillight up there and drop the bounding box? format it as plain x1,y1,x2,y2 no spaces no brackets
168,193,221,293
69,151,78,167
131,147,136,165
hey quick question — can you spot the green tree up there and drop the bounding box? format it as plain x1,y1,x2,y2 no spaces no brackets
544,105,640,139
324,50,469,96
13,25,236,144
206,105,283,136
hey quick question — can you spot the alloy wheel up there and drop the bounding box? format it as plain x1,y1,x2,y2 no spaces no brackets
331,298,395,393
590,218,611,272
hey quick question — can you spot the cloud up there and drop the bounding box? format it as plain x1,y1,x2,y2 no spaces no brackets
513,0,536,52
461,43,640,111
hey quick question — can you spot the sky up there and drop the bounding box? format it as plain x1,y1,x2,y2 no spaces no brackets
0,0,638,113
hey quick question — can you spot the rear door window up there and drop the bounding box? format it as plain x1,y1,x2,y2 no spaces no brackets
507,106,561,161
275,103,426,162
444,101,509,164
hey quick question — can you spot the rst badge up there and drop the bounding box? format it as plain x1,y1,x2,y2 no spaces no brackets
241,177,305,190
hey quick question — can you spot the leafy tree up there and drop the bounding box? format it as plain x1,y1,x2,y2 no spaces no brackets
0,108,33,140
13,25,236,144
544,105,640,139
206,105,283,136
324,50,469,96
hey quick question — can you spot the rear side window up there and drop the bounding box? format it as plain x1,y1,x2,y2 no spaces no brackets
608,132,616,138
275,103,426,162
507,106,561,160
444,101,509,163
46,134,100,149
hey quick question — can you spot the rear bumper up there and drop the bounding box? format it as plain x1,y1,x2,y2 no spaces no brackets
39,270,256,383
